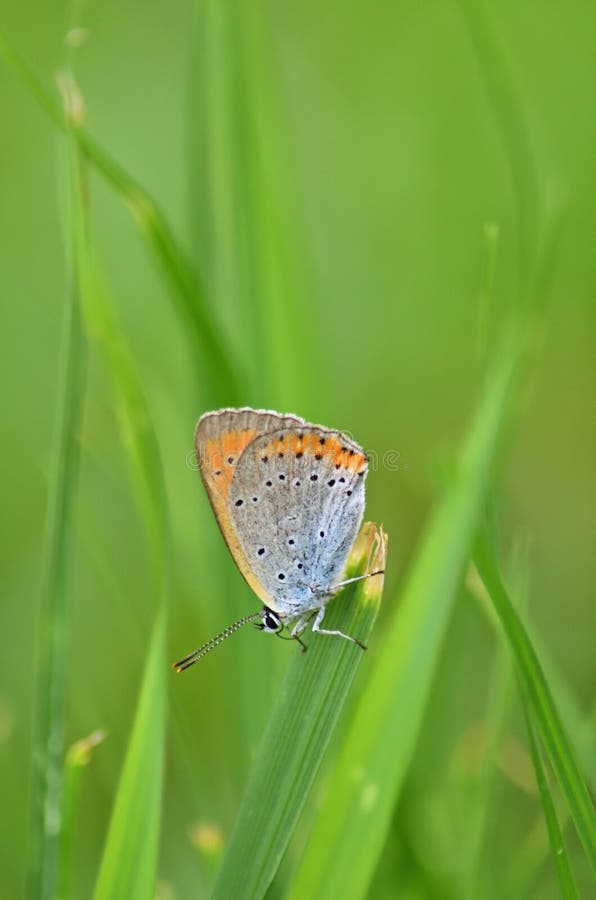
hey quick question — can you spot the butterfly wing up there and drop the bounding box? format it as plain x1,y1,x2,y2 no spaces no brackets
195,408,306,607
229,425,368,615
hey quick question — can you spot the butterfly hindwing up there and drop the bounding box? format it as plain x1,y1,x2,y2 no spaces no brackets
228,425,368,615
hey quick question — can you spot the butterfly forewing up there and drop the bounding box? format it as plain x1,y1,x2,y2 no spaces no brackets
195,408,306,607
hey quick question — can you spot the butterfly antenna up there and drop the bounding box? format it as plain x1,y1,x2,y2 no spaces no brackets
172,611,263,672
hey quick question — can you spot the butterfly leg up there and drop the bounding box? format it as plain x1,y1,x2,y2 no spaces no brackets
275,628,308,652
310,606,366,651
332,570,384,592
290,612,315,639
293,632,308,652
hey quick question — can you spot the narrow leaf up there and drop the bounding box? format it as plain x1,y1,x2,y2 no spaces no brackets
473,531,596,876
522,689,579,899
211,524,386,900
0,29,241,404
93,608,166,900
461,619,513,900
57,731,106,900
289,327,522,900
60,73,170,900
456,0,540,293
26,93,88,900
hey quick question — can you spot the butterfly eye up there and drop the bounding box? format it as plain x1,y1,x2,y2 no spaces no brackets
261,610,282,633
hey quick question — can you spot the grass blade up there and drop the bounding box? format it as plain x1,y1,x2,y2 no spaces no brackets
57,731,106,900
461,616,514,900
473,530,596,876
508,707,596,897
460,538,530,898
470,559,596,894
469,540,579,898
211,524,386,900
182,3,284,760
26,129,87,900
521,688,579,899
0,29,241,404
60,74,168,559
60,72,170,899
186,4,314,405
288,327,522,900
187,1,269,399
456,0,540,295
234,9,316,406
93,609,166,900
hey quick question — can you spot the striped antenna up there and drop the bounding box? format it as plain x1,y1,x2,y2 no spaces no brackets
172,611,264,672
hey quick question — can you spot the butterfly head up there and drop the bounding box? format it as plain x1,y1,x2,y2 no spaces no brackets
254,606,283,635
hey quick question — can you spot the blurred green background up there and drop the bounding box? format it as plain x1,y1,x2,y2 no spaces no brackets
1,1,594,897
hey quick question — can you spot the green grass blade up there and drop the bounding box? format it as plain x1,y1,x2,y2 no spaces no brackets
470,540,579,898
116,182,242,404
61,80,167,559
60,73,170,899
210,524,386,900
26,131,88,900
472,555,596,794
234,9,317,406
183,3,281,755
187,1,268,400
0,30,241,404
473,531,596,876
461,616,513,900
521,688,579,899
186,4,314,405
456,0,540,294
288,327,522,900
460,538,529,898
477,599,596,798
93,608,166,900
57,731,106,900
470,559,596,894
508,707,596,898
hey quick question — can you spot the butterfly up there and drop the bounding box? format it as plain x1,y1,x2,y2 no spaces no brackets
173,408,383,670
